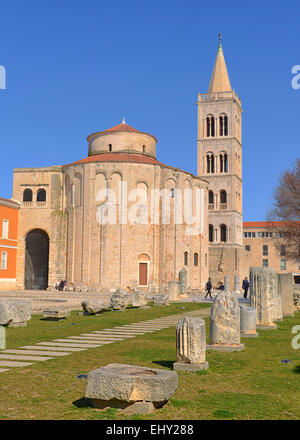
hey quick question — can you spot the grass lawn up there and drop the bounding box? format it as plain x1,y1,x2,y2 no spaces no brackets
0,302,299,420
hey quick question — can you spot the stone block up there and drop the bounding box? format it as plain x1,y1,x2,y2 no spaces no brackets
81,300,109,315
0,299,32,327
0,326,5,350
210,290,241,346
85,363,178,408
153,294,169,306
168,281,180,302
43,308,70,320
240,305,257,336
132,291,147,307
110,289,128,311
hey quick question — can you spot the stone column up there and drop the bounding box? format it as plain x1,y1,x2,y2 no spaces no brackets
234,276,240,294
224,276,230,292
0,325,5,350
207,290,245,352
168,281,179,302
250,267,279,329
179,268,187,296
278,273,295,317
240,305,258,338
173,317,208,371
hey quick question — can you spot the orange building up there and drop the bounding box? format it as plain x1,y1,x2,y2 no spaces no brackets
0,197,20,290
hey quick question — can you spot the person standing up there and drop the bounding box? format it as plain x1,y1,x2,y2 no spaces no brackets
205,278,213,299
242,277,250,299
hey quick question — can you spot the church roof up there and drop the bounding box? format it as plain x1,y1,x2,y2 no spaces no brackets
87,121,157,142
208,35,232,93
62,152,205,181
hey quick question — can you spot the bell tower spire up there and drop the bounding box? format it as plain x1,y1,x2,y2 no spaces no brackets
208,34,232,93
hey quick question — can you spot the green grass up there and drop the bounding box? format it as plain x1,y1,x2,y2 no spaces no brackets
0,303,299,420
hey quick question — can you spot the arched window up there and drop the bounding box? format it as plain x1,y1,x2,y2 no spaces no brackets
219,114,228,136
171,188,175,198
194,253,198,266
220,190,227,204
37,188,46,202
206,115,215,137
108,144,112,152
184,251,188,266
209,224,214,242
206,153,215,173
220,224,227,242
23,189,33,202
208,190,214,205
219,152,228,173
142,145,146,153
224,153,228,172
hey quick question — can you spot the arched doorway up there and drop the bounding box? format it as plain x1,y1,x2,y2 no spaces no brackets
25,229,49,290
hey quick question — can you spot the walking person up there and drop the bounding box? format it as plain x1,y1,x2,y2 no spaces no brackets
242,277,250,299
205,278,213,299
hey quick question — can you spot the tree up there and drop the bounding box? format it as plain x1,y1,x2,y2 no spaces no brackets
267,159,300,261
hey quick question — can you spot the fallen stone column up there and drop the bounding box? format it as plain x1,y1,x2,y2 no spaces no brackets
240,305,258,338
0,299,32,327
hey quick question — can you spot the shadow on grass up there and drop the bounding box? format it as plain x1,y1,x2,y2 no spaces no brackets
292,364,300,374
152,360,174,370
72,397,93,409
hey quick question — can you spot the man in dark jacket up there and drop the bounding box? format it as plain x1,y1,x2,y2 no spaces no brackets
205,278,213,299
242,277,250,298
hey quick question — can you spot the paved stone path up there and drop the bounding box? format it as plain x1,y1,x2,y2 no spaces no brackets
0,308,210,373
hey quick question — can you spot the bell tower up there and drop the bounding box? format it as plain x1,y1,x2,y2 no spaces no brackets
197,35,243,287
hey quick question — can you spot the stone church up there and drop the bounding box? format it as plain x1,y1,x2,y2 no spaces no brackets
11,38,243,292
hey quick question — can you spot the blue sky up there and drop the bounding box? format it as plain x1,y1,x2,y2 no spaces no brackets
0,0,299,221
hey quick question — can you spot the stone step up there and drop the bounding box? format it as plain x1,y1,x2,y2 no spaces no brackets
0,360,34,367
80,334,124,340
2,349,71,357
52,339,104,346
36,342,94,349
20,345,86,352
91,332,135,338
63,337,114,345
0,354,54,362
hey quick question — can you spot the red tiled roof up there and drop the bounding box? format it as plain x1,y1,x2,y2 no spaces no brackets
243,221,300,228
87,122,157,142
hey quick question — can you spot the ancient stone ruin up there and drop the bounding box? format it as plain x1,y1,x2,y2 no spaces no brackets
81,300,109,315
179,267,187,295
174,317,208,371
168,281,180,302
85,363,178,415
249,267,281,329
240,305,258,338
0,299,32,327
110,289,128,311
208,290,245,352
132,291,147,307
153,293,169,306
278,273,295,317
42,308,70,320
0,325,5,350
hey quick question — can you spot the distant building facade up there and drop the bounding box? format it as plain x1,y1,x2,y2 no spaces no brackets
242,222,300,280
0,197,20,290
